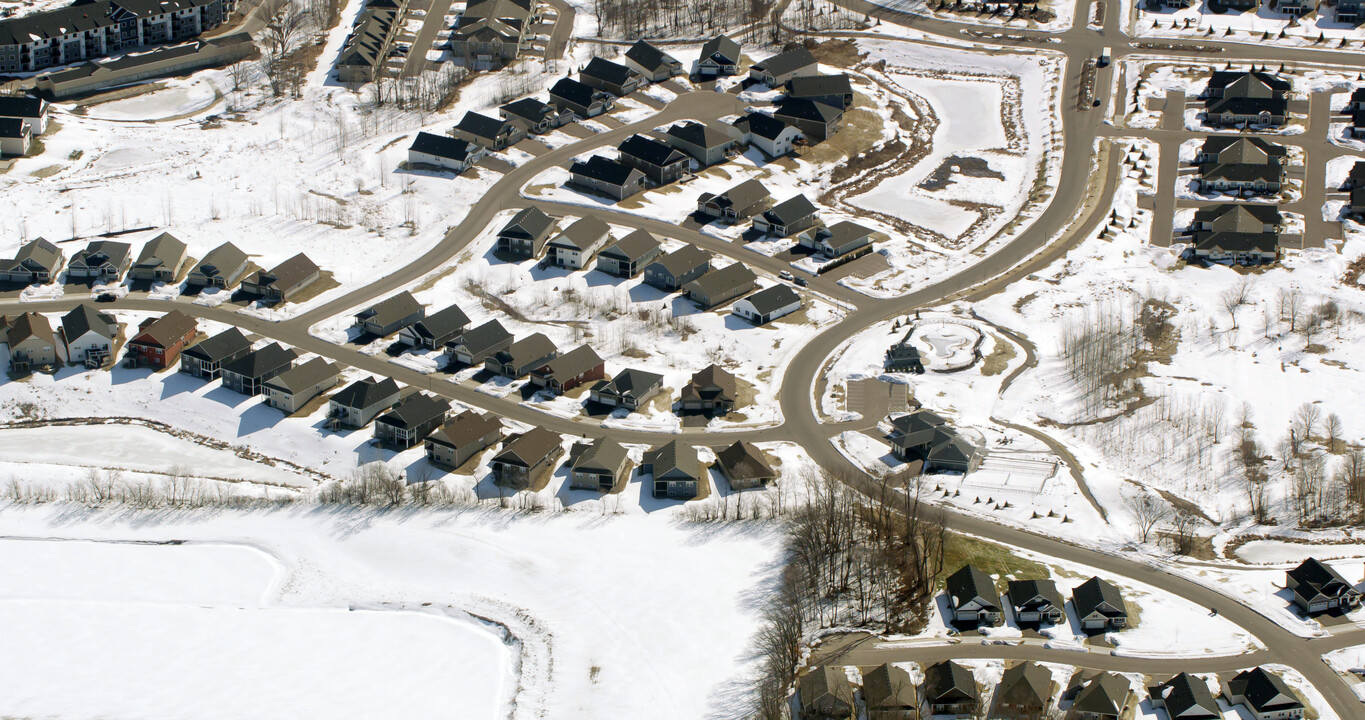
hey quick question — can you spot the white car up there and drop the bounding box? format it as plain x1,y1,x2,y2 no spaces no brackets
779,270,794,281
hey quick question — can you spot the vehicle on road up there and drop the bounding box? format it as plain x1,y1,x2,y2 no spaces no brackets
794,277,808,287
1098,47,1111,67
95,293,118,303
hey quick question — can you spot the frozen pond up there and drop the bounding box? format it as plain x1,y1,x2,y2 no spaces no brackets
82,79,218,121
1234,539,1365,564
851,190,979,238
890,75,1008,153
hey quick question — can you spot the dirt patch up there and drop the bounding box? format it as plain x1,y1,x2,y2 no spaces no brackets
29,164,64,179
980,337,1017,376
284,271,340,304
939,532,1048,589
805,38,865,69
919,155,1006,191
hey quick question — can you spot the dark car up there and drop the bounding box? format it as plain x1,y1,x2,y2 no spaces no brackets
95,293,118,303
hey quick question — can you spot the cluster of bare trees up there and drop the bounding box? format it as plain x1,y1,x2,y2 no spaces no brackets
3,467,299,509
1057,298,1150,419
591,0,771,41
783,0,867,31
369,65,469,114
256,0,343,98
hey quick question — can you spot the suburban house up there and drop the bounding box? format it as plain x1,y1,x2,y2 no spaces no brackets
1203,70,1290,127
1072,576,1128,631
1187,203,1283,265
643,439,703,499
328,376,402,428
643,243,711,291
262,357,341,413
485,332,558,378
713,440,776,490
578,56,645,96
922,661,980,717
1,238,62,284
0,118,30,157
6,312,57,373
1067,672,1134,720
680,364,738,413
589,367,664,410
408,131,485,172
179,328,251,379
993,662,1054,720
1222,668,1304,720
696,35,742,76
774,97,844,141
1149,674,1221,720
220,342,298,396
567,437,631,492
444,318,514,365
748,46,817,86
945,564,1003,626
496,207,557,258
569,155,646,200
885,329,924,373
887,409,982,473
665,120,737,167
549,76,614,118
129,232,188,283
398,303,471,349
0,95,47,134
375,393,451,448
596,229,662,277
424,410,503,469
752,194,819,236
185,242,249,290
335,0,409,82
354,291,425,337
124,311,197,369
546,217,612,269
733,284,802,325
731,111,804,157
1340,0,1363,20
1277,0,1315,14
1287,557,1362,615
499,98,563,134
452,111,526,151
799,221,875,258
798,665,855,720
447,0,533,70
529,343,605,394
862,663,918,720
491,426,565,490
617,133,691,185
67,240,132,283
697,179,773,222
623,39,682,81
59,304,118,367
786,73,854,109
683,262,757,309
241,253,320,302
1195,136,1287,194
1007,578,1064,625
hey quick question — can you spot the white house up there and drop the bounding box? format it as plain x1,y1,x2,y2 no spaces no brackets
730,112,803,158
733,285,802,325
59,303,118,367
408,131,484,172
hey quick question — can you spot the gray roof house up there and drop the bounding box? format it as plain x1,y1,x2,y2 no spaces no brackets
697,179,773,222
186,242,250,290
570,156,646,201
0,118,30,158
0,95,47,135
887,409,982,473
129,232,188,283
547,216,612,269
752,194,819,237
409,131,484,172
863,663,917,720
596,229,663,278
59,303,118,367
67,240,131,282
623,39,682,82
497,206,558,259
529,343,604,394
1,237,63,285
679,364,737,413
179,327,252,379
399,304,471,350
714,440,775,490
731,111,804,158
425,409,503,469
444,318,514,366
732,284,801,325
452,110,526,151
220,342,299,396
375,393,452,447
579,56,645,96
499,98,563,134
1072,576,1128,631
643,243,711,291
665,120,737,167
697,35,741,77
798,220,875,258
683,262,757,309
241,253,320,302
354,291,425,337
589,367,664,410
1196,136,1288,195
1068,672,1134,720
618,133,691,185
884,329,924,373
774,97,844,142
262,357,341,414
1149,674,1220,720
749,46,817,86
643,439,703,499
786,73,854,110
798,665,855,720
1008,578,1065,625
994,661,1054,720
1287,557,1362,615
485,332,558,378
1188,203,1284,265
328,376,403,428
923,661,980,716
568,437,632,492
1222,667,1304,720
945,564,1003,626
549,76,614,118
492,426,565,490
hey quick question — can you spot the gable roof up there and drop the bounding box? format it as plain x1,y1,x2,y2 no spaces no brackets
774,97,843,124
71,240,131,269
182,327,250,363
6,237,62,271
646,438,697,480
500,97,556,123
741,284,800,316
191,242,249,280
786,73,852,98
411,304,471,340
624,39,678,72
357,291,423,327
550,76,601,107
752,47,816,78
1194,203,1281,232
699,35,741,65
732,111,797,141
1288,557,1357,600
1208,70,1291,95
593,367,663,399
0,95,44,118
715,440,775,482
581,56,639,86
666,120,732,149
923,660,978,703
495,426,563,466
997,662,1052,708
685,363,736,399
600,229,660,262
1152,673,1220,719
548,216,611,251
760,194,818,226
946,564,1001,610
535,343,602,380
798,666,854,709
410,131,478,161
134,232,186,270
570,436,629,474
222,342,297,378
456,111,511,142
331,376,401,410
1071,672,1131,716
427,410,502,449
684,262,755,299
649,243,710,277
499,206,556,239
571,155,643,187
618,133,688,167
448,318,513,354
1227,667,1302,714
702,179,771,211
7,311,54,348
862,663,916,710
377,393,451,428
251,253,319,292
263,357,339,394
497,332,557,367
1072,576,1126,619
131,310,196,348
60,303,115,342
1007,578,1063,609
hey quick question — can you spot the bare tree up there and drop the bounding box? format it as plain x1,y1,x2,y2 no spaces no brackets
1277,287,1304,332
1294,403,1322,446
1325,413,1344,454
1125,491,1171,543
1168,510,1200,555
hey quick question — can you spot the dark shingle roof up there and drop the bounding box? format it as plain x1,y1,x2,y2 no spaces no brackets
600,229,660,262
411,304,471,340
593,367,663,398
377,393,451,428
60,303,115,342
862,663,916,710
685,262,755,299
550,76,599,107
786,73,852,99
741,284,800,316
410,131,478,161
500,206,556,239
997,662,1052,708
646,438,698,480
923,661,978,704
448,319,512,355
0,95,44,118
571,155,642,187
624,39,678,72
666,120,732,149
134,232,186,271
250,253,318,293
699,35,741,65
549,216,611,251
1151,674,1219,720
131,310,196,349
535,343,602,381
500,97,556,124
222,342,297,379
427,410,502,449
357,291,423,328
733,111,795,141
752,47,816,79
331,376,401,410
6,311,54,348
496,426,563,466
649,243,710,276
715,440,774,482
71,240,131,270
456,111,510,142
581,56,638,87
191,242,248,281
570,436,629,474
1072,576,1125,619
1070,672,1131,717
263,357,339,394
775,97,843,123
1007,578,1063,610
761,194,817,226
618,134,687,167
183,327,250,363
946,564,1001,610
7,237,62,271
1226,667,1303,714
701,179,771,212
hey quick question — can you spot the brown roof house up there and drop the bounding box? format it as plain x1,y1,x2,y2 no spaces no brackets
328,376,402,428
589,367,664,411
6,312,58,373
444,319,514,366
567,437,632,492
262,357,341,413
642,243,711,292
798,665,855,720
186,242,250,290
425,410,503,469
683,262,756,309
496,207,558,260
1067,672,1134,720
485,332,558,379
241,253,321,302
125,310,197,369
491,426,565,490
643,439,703,499
529,344,604,394
993,662,1055,720
679,364,738,414
697,179,772,223
129,232,189,284
354,291,425,337
0,238,63,285
713,440,776,490
862,663,918,720
375,393,452,448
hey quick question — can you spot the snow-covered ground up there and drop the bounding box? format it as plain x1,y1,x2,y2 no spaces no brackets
1132,1,1365,50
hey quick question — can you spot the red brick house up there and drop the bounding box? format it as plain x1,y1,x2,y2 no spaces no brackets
125,310,198,369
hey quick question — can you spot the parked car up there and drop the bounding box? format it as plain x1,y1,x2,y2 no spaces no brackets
779,270,794,281
95,293,118,302
794,276,808,287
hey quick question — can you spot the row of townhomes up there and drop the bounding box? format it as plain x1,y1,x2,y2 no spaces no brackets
0,0,238,73
798,661,1305,720
446,0,538,70
335,0,409,83
1153,0,1362,21
944,565,1128,632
